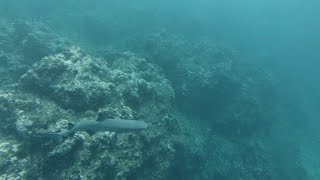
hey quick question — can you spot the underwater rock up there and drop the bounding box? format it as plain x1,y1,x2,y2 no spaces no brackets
0,20,69,85
0,139,35,180
129,32,276,138
19,46,117,111
200,136,274,180
109,51,175,113
19,47,174,113
0,91,74,138
0,18,284,179
0,93,18,133
0,43,193,179
11,21,68,65
128,30,191,72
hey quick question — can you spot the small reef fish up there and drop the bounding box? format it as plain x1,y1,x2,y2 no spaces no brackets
35,118,148,141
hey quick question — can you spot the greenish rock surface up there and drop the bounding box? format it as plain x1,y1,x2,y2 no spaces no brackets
0,20,307,180
0,38,202,179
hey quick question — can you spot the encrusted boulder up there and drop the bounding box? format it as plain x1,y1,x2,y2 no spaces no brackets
0,20,68,84
19,47,174,113
129,32,276,138
19,47,115,111
0,93,18,133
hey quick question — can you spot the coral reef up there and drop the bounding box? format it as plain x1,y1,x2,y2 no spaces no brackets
0,140,33,180
0,37,199,179
128,31,276,138
19,47,174,113
0,19,307,180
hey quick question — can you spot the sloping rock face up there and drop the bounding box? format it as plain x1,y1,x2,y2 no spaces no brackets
128,31,276,138
1,44,203,179
0,20,307,180
0,20,68,86
125,32,293,179
19,47,175,114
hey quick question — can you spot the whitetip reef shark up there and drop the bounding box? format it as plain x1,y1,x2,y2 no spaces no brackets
34,118,148,141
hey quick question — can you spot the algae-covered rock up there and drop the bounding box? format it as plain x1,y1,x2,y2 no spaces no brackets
19,46,116,111
19,47,174,113
0,90,74,138
0,20,68,85
7,20,68,65
200,136,274,180
0,43,201,179
0,93,18,133
129,32,276,138
108,51,175,114
0,18,303,179
0,139,36,180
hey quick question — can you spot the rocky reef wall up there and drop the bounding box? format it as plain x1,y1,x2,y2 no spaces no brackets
0,19,308,180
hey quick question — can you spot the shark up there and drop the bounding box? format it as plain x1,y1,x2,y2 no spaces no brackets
34,118,148,141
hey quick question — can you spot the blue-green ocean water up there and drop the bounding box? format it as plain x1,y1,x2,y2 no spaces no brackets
0,0,319,179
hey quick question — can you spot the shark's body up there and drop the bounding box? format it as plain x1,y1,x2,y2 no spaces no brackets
68,119,148,134
37,118,147,140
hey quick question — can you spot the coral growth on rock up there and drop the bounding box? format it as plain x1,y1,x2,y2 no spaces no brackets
0,25,197,178
0,19,307,180
0,20,68,85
